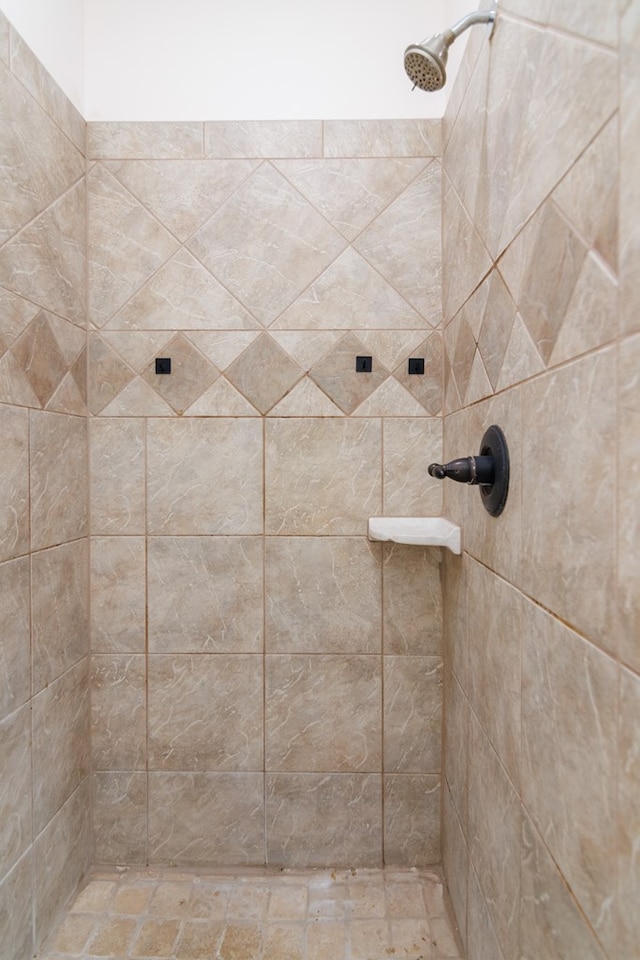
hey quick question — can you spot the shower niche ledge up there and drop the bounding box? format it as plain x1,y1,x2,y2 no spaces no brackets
368,516,461,554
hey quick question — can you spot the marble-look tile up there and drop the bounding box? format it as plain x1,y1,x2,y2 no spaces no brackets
353,162,441,322
520,352,615,649
148,655,263,771
383,775,440,867
323,120,440,158
442,785,467,953
225,333,302,413
87,122,204,159
267,377,343,417
147,419,263,535
618,333,640,672
9,31,85,153
0,557,30,720
392,334,443,415
148,537,263,653
466,865,505,960
382,417,443,517
32,659,91,834
0,853,33,960
11,311,69,407
93,772,147,865
141,333,219,415
187,163,346,327
32,540,89,692
521,604,617,951
0,704,32,880
0,59,84,246
618,665,640,960
442,172,492,325
273,247,427,331
466,559,521,786
107,249,258,332
620,0,640,335
91,537,145,654
383,657,442,774
443,668,468,830
441,550,469,692
204,120,323,158
0,180,86,326
99,377,175,417
30,411,87,550
520,814,607,960
184,377,261,417
265,537,381,654
547,0,619,46
0,11,8,63
308,332,388,415
266,774,382,868
91,655,146,770
0,287,40,350
33,780,92,950
87,334,135,414
548,251,618,367
0,405,29,561
103,159,260,241
87,164,179,328
265,418,381,535
467,713,520,960
382,544,442,657
148,773,264,866
274,158,429,241
265,655,381,772
352,378,429,419
90,419,145,534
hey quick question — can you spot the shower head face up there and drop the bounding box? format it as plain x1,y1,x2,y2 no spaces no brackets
404,42,447,91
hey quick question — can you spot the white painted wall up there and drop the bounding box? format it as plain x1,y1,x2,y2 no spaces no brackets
0,0,84,110
2,0,484,121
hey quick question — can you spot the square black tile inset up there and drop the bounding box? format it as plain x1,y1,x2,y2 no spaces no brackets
355,355,373,373
155,357,172,374
408,357,425,375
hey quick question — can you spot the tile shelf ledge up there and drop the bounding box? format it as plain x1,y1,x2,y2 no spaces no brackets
367,517,462,555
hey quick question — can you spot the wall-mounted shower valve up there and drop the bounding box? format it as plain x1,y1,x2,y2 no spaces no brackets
428,424,509,516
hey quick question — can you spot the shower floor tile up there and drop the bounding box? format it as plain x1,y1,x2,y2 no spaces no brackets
37,867,463,959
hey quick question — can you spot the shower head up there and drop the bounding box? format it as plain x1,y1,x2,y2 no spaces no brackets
404,7,496,91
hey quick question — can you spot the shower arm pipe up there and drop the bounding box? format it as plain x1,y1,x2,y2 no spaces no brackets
448,10,496,39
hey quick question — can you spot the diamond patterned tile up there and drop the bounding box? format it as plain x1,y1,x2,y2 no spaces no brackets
309,333,389,415
141,334,220,415
225,333,303,413
11,311,68,406
88,334,135,415
393,334,443,415
187,163,347,327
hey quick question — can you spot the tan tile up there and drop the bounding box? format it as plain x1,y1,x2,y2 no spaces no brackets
204,120,322,158
0,852,34,960
323,120,440,158
385,881,429,918
93,772,148,865
0,406,29,562
90,419,145,535
383,657,442,773
0,705,32,876
225,333,302,413
131,918,181,957
175,920,224,959
141,333,219,415
88,122,203,160
308,332,388,414
49,912,96,952
87,916,137,956
392,334,443,415
0,557,30,719
391,918,433,956
11,311,68,407
382,418,443,519
618,665,640,959
349,919,390,958
268,887,308,920
91,537,146,654
383,544,442,658
218,922,261,960
110,882,154,915
70,880,118,913
263,922,304,960
91,655,146,770
265,537,381,654
30,410,87,550
188,883,230,921
383,775,441,868
87,333,135,414
346,882,386,919
227,886,269,921
305,920,347,960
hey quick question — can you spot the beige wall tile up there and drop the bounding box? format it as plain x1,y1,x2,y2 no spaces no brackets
442,785,467,952
147,419,263,535
618,666,640,959
32,659,90,834
148,773,264,866
382,418,443,517
90,419,145,535
323,120,440,158
383,657,442,774
0,557,30,719
91,537,146,654
265,655,381,772
91,655,146,770
620,0,640,334
466,865,505,960
382,544,442,657
30,411,87,550
204,120,322,158
148,655,263,771
32,540,89,692
87,122,204,159
265,537,381,654
0,705,32,881
618,333,640,672
0,405,29,561
0,854,33,960
522,605,617,950
265,418,381,535
148,537,263,653
383,775,440,867
266,773,382,867
443,668,468,829
93,772,147,865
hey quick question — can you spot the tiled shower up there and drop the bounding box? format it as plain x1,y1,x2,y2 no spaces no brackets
0,2,638,959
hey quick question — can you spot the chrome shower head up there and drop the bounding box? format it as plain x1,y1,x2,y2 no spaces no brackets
404,8,496,91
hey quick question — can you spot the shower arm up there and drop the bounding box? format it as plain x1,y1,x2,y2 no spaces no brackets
448,10,496,40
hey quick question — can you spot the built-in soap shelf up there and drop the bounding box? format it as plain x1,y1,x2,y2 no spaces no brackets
368,517,462,555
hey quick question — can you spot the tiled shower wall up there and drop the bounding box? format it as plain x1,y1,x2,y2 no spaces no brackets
86,118,446,869
441,3,640,960
0,14,91,960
